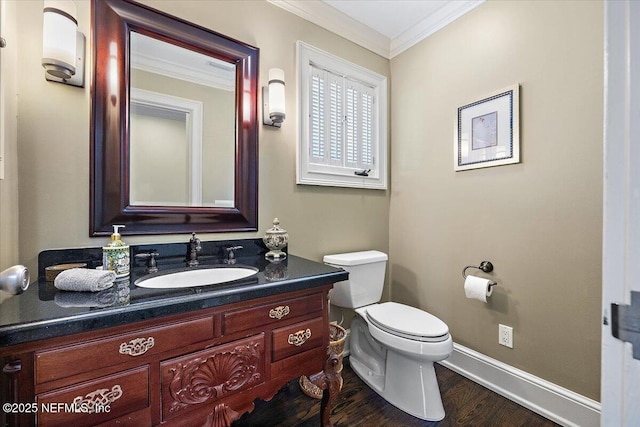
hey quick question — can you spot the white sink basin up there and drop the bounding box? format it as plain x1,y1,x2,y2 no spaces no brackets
134,266,258,289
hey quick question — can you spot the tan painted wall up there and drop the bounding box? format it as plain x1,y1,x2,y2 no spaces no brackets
390,0,603,400
15,1,390,275
0,0,19,271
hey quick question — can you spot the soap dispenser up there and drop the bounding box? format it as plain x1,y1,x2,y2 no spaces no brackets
103,225,130,278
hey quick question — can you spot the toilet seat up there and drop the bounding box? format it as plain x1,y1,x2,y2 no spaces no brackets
365,302,449,342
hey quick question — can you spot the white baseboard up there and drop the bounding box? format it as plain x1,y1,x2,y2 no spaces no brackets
439,343,601,427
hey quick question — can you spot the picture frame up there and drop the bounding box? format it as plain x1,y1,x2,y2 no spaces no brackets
454,84,520,171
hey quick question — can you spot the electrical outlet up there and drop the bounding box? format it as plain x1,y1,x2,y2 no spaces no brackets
499,324,513,348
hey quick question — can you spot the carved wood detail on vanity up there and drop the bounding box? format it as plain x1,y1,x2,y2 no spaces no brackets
163,335,264,418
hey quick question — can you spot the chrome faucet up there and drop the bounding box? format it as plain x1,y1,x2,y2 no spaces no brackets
187,233,202,267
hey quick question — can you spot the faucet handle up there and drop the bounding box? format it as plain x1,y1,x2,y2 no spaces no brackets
224,246,243,263
135,251,159,273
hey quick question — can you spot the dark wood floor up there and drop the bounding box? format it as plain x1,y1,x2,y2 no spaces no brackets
235,358,560,426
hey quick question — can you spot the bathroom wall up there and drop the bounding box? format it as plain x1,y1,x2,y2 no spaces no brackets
14,1,390,281
0,0,19,270
390,0,603,400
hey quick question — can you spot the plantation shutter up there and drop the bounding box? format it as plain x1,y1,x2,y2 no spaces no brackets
360,86,375,169
327,73,343,165
309,64,376,171
345,81,358,168
309,67,325,163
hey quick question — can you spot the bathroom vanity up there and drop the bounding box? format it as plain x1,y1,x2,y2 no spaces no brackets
0,241,347,426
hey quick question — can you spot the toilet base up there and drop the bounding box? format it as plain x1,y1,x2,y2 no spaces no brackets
349,316,447,421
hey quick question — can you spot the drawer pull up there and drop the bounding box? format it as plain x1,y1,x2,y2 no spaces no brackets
269,305,290,320
71,384,123,413
119,337,155,356
288,328,311,347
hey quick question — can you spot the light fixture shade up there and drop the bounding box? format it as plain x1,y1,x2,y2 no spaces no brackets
42,0,78,79
268,68,286,123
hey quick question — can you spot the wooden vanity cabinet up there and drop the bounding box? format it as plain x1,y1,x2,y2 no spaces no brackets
1,285,338,427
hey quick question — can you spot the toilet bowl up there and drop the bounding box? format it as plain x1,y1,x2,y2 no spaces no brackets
324,251,453,421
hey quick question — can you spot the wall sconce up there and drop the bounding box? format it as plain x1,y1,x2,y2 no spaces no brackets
263,68,286,127
42,0,85,87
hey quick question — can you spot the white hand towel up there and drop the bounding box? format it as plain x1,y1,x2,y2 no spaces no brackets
54,268,116,292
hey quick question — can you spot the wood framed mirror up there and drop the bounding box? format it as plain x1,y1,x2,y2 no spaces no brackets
90,0,258,236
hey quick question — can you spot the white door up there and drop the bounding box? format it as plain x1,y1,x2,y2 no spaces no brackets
601,0,640,425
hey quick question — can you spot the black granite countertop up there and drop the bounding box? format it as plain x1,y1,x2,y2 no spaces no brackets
0,239,348,349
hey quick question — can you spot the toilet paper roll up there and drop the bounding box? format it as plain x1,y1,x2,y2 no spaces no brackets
464,275,494,303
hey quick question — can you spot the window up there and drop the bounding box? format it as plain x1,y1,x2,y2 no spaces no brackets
297,41,387,189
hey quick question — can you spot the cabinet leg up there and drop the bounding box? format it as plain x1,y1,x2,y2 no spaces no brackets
3,360,23,427
320,352,342,427
202,403,240,427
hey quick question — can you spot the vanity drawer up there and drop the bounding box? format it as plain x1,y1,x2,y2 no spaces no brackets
223,294,324,335
36,366,149,427
36,316,214,384
271,317,325,362
160,334,265,421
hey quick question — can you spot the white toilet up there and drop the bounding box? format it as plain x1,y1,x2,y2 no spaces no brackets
324,250,453,421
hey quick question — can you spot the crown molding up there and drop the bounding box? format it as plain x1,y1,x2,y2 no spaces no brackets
390,0,485,58
267,0,390,58
268,0,484,59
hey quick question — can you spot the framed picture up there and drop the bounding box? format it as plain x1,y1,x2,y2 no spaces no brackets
454,84,520,171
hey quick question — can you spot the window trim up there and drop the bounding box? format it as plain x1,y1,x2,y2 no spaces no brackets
296,41,388,190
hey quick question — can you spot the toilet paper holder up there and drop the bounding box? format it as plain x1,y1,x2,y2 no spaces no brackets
462,261,497,288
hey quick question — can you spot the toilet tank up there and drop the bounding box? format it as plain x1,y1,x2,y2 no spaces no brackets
323,250,388,309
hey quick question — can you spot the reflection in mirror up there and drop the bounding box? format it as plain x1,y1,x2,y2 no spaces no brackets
90,0,258,236
129,32,236,208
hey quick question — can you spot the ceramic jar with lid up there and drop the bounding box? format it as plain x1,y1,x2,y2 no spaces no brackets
263,218,288,259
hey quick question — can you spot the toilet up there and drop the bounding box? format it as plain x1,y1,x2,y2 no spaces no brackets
324,250,453,421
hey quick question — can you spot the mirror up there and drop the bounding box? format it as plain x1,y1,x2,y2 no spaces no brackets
91,0,258,236
129,32,236,208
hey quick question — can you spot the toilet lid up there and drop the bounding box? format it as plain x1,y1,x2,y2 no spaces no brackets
366,302,449,342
